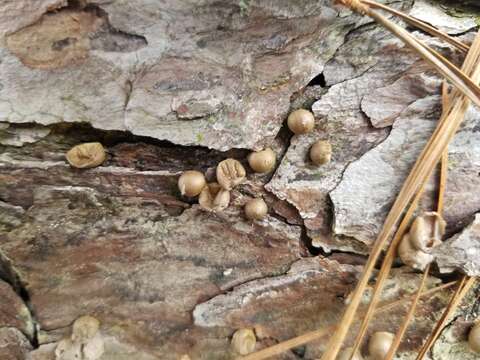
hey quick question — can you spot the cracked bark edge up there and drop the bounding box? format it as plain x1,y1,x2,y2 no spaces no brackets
0,249,39,347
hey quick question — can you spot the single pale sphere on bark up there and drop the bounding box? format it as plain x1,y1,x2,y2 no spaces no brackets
199,182,230,212
287,109,315,134
368,331,394,360
217,158,246,190
248,148,276,173
469,321,480,353
338,347,364,360
231,328,256,355
72,315,100,344
244,198,268,220
310,140,332,166
178,170,206,197
66,142,106,169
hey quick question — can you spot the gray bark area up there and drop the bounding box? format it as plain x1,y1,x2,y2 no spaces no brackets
1,0,480,359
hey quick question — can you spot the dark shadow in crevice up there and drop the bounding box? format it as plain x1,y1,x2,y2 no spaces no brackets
18,286,39,348
300,226,318,256
291,344,306,358
0,252,39,347
307,72,326,87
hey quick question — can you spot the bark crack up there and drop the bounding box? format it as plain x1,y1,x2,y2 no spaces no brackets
0,250,39,348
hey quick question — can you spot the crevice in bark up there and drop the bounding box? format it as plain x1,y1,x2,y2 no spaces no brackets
2,121,250,160
123,79,133,111
301,225,326,257
291,345,307,358
191,259,299,314
0,251,39,348
431,314,462,360
307,72,326,87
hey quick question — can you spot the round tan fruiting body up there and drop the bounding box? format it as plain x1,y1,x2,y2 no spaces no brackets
199,182,230,212
398,211,446,271
248,148,276,173
409,211,446,252
66,142,106,169
398,234,434,271
244,198,268,220
338,347,364,360
72,315,100,344
178,170,206,197
310,140,332,166
217,158,246,190
368,331,394,360
287,109,315,134
469,321,480,353
231,328,256,355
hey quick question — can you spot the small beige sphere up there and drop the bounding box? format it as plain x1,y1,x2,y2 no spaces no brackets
72,315,100,343
398,233,434,271
178,170,206,197
231,328,256,355
244,198,268,220
199,182,230,212
310,140,332,166
216,158,246,190
469,321,480,353
287,109,315,134
66,142,106,169
248,148,276,173
368,331,394,360
338,347,364,360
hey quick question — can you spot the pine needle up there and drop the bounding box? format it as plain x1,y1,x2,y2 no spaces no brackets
319,15,480,360
244,3,479,360
360,0,469,54
415,276,476,360
384,264,432,360
437,82,451,216
347,183,427,360
347,81,451,360
324,50,480,360
369,9,480,108
338,0,480,108
238,281,458,360
380,81,452,360
437,150,448,215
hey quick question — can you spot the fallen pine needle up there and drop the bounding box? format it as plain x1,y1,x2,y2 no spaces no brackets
347,183,427,360
382,81,452,360
360,0,469,54
437,81,451,216
320,7,480,360
348,81,451,360
437,150,448,215
337,0,480,108
415,276,476,360
384,264,432,360
238,281,458,360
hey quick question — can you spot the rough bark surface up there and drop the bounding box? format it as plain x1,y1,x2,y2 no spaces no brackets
435,214,480,276
1,0,480,359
